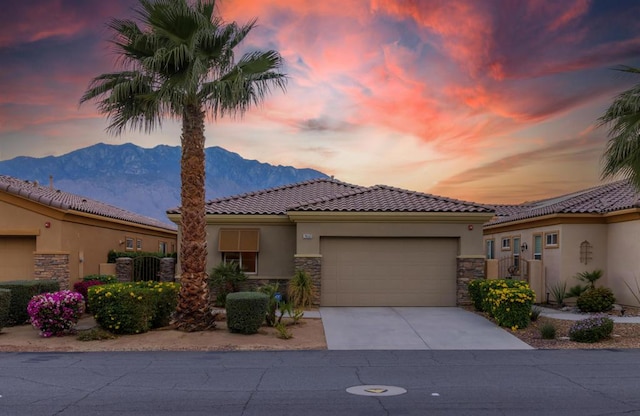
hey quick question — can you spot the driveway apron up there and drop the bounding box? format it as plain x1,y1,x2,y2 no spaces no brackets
320,307,533,350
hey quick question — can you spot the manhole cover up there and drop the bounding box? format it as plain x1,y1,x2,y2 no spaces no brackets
346,385,407,397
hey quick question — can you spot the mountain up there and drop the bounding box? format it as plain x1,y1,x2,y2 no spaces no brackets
0,143,328,224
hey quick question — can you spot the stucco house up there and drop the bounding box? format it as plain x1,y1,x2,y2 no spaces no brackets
0,175,177,289
168,178,494,306
483,180,640,307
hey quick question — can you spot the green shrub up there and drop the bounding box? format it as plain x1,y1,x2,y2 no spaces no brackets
577,287,616,313
208,262,247,307
467,279,484,311
569,315,614,343
288,269,315,309
0,280,59,326
540,323,556,339
485,280,535,330
83,274,118,284
226,292,268,334
0,289,11,330
87,281,178,334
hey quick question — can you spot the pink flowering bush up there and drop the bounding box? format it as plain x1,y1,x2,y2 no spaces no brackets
27,291,85,337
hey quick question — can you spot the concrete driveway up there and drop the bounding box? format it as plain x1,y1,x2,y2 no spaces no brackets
320,307,533,350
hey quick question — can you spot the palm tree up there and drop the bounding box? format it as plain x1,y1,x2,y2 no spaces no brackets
599,65,640,188
80,0,286,331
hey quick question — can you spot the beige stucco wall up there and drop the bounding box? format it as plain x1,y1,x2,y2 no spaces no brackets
205,223,296,280
559,223,608,288
0,194,177,287
607,221,640,307
295,221,485,256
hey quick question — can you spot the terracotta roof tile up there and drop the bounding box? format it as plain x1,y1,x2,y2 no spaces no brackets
179,179,493,215
486,180,640,225
0,175,176,231
290,185,493,213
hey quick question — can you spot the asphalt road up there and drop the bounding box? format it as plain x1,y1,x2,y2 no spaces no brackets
1,350,640,415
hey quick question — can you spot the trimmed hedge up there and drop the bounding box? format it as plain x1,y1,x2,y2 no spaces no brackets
467,279,484,311
0,280,60,326
0,289,11,330
82,274,118,284
576,287,615,313
88,281,180,334
226,292,269,334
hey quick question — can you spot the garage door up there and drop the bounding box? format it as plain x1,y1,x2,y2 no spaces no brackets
321,237,458,306
0,237,35,281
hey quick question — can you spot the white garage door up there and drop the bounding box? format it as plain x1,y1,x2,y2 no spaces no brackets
321,237,458,307
0,237,35,281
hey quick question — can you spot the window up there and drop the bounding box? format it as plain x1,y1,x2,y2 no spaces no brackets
219,229,260,274
513,237,521,269
486,239,495,259
533,235,542,260
545,231,559,248
136,239,142,251
125,237,134,251
223,252,257,274
159,241,167,255
501,237,511,251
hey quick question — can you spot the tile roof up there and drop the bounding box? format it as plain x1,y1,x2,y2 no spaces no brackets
486,180,640,225
172,178,493,215
0,175,176,231
289,185,493,213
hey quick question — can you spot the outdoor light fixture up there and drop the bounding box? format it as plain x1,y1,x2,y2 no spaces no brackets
520,242,528,251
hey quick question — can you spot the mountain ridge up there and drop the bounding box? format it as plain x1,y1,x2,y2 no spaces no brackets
0,143,328,223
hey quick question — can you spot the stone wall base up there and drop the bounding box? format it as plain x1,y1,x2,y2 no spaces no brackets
457,256,486,306
34,253,70,290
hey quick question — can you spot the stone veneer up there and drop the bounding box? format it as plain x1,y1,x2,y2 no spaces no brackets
34,253,70,290
115,257,133,282
457,256,486,306
293,256,322,306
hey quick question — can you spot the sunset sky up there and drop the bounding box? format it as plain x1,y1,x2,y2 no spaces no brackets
1,0,639,204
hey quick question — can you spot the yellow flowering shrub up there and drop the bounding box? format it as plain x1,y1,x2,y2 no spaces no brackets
87,282,179,334
485,281,535,329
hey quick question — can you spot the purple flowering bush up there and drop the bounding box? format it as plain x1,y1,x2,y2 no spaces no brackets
568,315,614,343
27,290,85,337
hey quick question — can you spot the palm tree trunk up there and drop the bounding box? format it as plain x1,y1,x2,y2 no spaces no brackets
172,104,215,331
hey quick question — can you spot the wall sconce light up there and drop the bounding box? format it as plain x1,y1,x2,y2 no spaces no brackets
521,243,528,251
44,222,51,228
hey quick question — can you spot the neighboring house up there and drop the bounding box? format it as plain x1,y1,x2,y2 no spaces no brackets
168,178,494,306
483,180,640,306
0,175,177,289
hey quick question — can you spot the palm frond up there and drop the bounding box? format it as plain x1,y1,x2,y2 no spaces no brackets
598,66,640,187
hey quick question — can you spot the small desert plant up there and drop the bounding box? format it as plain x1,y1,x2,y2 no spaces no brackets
208,262,247,307
548,281,567,306
576,287,616,313
258,283,290,326
569,315,614,343
27,290,85,337
291,308,304,324
77,327,117,341
530,306,542,322
575,269,603,289
540,323,557,339
274,322,293,339
288,269,315,308
566,284,588,299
